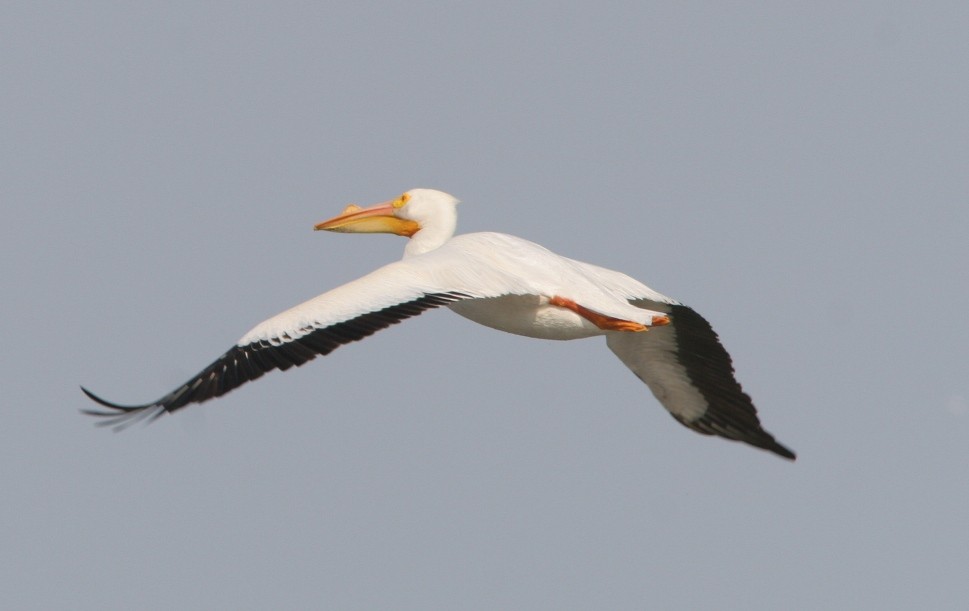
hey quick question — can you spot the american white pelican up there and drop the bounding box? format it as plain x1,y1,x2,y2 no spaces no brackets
83,189,796,460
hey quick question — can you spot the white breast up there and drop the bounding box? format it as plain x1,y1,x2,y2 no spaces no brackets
448,295,604,340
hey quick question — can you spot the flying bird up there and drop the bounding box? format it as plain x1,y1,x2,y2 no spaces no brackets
83,189,795,460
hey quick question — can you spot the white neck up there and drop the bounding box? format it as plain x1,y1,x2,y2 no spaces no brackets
402,206,457,258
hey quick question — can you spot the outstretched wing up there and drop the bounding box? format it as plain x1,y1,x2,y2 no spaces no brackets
607,299,796,460
83,259,474,429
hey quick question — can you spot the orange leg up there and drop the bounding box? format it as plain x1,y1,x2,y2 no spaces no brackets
549,296,670,332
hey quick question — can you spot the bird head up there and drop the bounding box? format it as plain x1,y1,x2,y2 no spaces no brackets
314,188,459,238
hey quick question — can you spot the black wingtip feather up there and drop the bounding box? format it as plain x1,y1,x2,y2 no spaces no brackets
80,386,147,412
81,291,473,430
763,438,797,461
80,386,167,431
734,427,796,461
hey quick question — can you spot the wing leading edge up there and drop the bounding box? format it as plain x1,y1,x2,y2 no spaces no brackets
82,291,471,430
608,300,796,460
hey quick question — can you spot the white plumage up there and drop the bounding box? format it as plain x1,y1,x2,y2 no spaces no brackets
84,188,795,460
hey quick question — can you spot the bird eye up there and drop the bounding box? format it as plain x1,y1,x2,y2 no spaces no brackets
393,193,410,209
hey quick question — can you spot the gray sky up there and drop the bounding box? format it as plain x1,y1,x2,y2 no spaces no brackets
3,2,968,609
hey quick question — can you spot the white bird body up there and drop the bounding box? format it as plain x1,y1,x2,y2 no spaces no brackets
442,234,672,339
241,232,670,346
84,189,795,460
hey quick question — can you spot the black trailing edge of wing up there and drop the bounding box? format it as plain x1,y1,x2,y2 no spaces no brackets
664,304,796,461
82,291,472,431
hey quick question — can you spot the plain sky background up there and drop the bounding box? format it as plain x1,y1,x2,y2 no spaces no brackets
2,2,967,609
